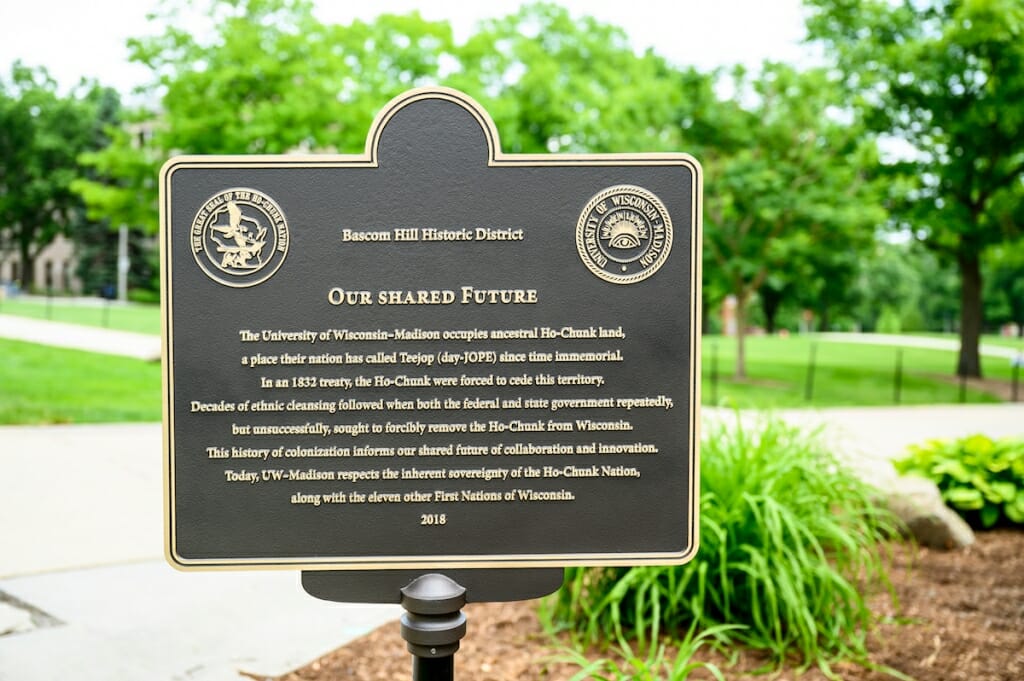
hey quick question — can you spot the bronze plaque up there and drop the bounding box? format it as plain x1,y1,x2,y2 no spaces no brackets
161,88,701,570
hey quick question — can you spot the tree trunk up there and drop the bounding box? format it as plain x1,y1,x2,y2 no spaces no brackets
735,294,747,379
18,237,34,291
761,288,781,335
957,252,983,378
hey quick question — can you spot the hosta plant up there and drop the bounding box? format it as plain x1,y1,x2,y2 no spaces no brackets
895,434,1024,528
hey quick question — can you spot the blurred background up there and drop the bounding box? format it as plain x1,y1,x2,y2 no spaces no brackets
1,3,1023,679
1,0,1022,411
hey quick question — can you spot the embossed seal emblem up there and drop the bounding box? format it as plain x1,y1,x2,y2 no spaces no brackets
576,185,673,284
190,188,289,287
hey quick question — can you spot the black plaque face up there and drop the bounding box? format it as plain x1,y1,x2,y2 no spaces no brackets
161,87,702,570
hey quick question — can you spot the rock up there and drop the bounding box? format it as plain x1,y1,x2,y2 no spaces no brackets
884,475,975,550
0,602,34,636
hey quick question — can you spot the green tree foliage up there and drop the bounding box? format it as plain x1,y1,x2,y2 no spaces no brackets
75,0,455,234
703,64,883,378
65,89,157,296
0,64,115,289
73,0,901,342
984,242,1024,335
806,0,1024,376
451,3,710,155
849,240,960,332
74,114,163,236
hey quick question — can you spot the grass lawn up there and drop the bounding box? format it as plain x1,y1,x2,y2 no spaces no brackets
703,334,1014,408
0,297,160,335
0,338,161,424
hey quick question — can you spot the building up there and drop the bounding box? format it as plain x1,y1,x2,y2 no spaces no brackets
0,234,82,294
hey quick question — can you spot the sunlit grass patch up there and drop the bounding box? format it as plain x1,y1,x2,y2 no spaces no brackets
0,338,161,424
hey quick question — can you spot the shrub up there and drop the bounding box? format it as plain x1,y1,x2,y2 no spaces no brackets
127,288,161,304
875,306,902,333
547,415,898,672
894,434,1024,527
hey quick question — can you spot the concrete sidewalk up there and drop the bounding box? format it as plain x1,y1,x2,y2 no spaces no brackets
0,424,399,681
0,313,160,361
0,564,399,681
815,331,1024,360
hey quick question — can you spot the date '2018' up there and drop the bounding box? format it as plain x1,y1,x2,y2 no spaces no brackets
420,513,447,526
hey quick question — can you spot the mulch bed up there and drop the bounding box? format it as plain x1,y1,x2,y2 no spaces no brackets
272,530,1023,681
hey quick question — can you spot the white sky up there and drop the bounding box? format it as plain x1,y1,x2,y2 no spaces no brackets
0,0,811,95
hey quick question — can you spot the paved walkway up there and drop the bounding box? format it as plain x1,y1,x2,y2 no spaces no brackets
816,331,1024,360
0,314,160,361
0,423,399,681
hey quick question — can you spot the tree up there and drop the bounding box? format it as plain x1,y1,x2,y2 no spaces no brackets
853,241,924,330
703,63,884,378
806,0,1024,377
76,0,455,234
0,64,114,289
985,242,1024,336
452,3,709,155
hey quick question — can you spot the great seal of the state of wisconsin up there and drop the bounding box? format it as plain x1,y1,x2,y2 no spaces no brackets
189,188,289,287
576,185,673,284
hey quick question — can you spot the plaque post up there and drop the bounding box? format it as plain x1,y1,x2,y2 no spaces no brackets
399,574,467,681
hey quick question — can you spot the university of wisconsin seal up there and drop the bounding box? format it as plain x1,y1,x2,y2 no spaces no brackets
576,184,673,284
190,188,289,287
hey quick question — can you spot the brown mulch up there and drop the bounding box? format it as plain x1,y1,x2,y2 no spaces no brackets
272,530,1024,681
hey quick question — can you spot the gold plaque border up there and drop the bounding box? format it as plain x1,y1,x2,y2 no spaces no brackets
159,86,703,572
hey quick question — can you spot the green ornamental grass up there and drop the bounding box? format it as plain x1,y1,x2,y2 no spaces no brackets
558,622,738,681
548,415,898,673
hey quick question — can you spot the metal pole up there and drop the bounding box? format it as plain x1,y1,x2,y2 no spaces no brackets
413,657,455,680
893,348,903,405
400,574,467,681
711,342,719,404
117,225,129,303
1012,359,1021,403
804,342,817,402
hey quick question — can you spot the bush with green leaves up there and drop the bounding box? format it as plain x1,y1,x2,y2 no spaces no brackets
895,434,1024,528
547,415,898,672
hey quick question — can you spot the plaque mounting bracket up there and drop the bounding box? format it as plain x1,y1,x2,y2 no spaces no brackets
300,567,563,603
302,568,563,681
400,574,466,681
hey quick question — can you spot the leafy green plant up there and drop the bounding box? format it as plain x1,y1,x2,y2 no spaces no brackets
875,305,903,334
895,434,1024,528
547,415,898,673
